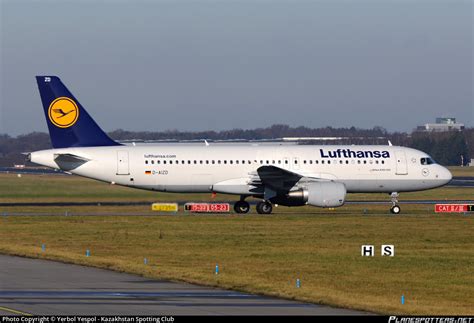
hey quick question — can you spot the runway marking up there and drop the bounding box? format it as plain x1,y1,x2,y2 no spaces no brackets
0,290,257,298
0,305,32,316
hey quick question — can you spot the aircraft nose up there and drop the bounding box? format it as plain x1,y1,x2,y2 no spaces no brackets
438,166,452,185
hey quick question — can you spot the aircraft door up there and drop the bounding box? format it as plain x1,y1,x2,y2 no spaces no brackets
117,151,130,175
395,150,408,175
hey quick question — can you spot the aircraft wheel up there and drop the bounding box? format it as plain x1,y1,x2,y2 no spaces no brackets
390,205,401,214
256,201,273,214
234,201,250,214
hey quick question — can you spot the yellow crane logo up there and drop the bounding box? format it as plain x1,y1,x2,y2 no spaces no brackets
48,97,79,128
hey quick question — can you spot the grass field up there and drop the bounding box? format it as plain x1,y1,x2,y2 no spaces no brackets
0,173,473,315
449,166,474,177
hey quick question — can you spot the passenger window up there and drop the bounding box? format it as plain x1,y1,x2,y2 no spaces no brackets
193,160,197,164
381,160,385,164
322,160,325,164
315,160,319,164
163,161,167,164
230,160,233,164
346,160,349,164
151,160,155,164
200,160,203,164
145,160,148,164
285,160,288,164
188,160,191,164
212,160,215,164
303,160,307,164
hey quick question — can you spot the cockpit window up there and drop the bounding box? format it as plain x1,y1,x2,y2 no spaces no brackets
420,157,436,165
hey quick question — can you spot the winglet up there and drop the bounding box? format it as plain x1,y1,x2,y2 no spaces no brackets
388,140,393,146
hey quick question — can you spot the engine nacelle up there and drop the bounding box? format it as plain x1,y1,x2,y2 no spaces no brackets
305,181,346,207
269,181,346,207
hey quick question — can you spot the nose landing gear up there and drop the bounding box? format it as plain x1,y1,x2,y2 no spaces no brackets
390,192,401,214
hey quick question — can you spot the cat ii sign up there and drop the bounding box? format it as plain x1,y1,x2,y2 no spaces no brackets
435,204,474,213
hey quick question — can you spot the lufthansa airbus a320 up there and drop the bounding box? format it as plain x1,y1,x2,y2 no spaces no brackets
29,76,452,214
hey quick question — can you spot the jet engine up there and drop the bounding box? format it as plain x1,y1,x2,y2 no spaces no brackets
269,181,346,207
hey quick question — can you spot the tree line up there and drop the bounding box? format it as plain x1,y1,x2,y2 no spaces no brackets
0,125,472,167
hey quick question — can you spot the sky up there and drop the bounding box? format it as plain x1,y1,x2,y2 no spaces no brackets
0,0,472,136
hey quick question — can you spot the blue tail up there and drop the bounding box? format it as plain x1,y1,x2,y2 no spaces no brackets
36,76,120,148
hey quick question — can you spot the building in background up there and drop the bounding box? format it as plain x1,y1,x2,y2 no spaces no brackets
415,117,465,132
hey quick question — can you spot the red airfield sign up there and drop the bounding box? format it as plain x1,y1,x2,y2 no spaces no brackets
435,204,474,213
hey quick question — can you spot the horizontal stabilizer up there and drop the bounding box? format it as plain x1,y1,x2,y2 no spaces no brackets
54,153,90,171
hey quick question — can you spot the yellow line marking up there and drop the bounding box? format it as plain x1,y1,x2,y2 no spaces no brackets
0,305,32,316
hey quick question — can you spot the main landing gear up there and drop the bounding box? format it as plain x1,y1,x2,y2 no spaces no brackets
233,197,273,214
234,197,250,214
390,192,401,214
256,200,273,215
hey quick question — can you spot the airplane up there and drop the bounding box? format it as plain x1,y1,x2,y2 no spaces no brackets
29,76,453,214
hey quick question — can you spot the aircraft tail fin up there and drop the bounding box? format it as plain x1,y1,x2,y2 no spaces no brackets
36,76,120,148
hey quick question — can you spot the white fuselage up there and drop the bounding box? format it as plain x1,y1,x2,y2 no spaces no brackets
30,144,452,196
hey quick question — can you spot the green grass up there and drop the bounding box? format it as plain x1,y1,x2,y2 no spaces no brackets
0,173,473,315
0,173,233,202
0,213,472,315
448,166,474,177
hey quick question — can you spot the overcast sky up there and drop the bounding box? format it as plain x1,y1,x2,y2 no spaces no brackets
1,0,472,136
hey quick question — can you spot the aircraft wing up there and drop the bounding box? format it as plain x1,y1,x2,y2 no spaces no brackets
254,165,321,192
